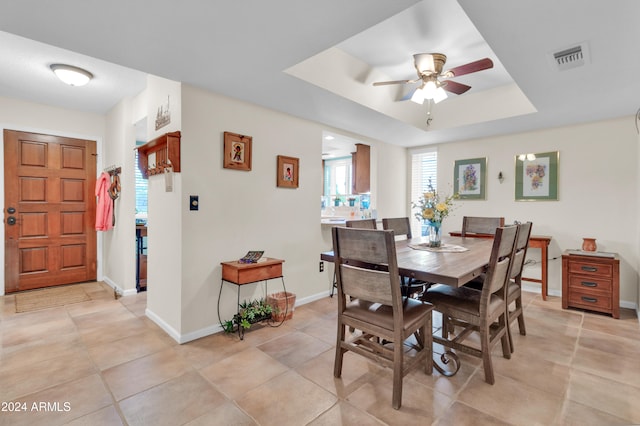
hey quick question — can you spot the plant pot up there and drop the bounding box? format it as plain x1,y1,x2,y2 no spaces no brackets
267,292,296,322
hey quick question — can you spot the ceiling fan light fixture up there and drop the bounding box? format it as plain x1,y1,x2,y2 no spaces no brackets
50,64,93,86
433,86,448,104
410,87,425,104
422,80,438,99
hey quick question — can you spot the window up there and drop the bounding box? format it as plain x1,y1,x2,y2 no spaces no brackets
323,156,352,197
410,148,438,236
135,146,148,223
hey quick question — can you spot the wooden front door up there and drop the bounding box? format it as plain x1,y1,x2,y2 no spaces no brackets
4,130,97,293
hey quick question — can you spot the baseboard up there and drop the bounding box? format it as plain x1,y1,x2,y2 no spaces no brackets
145,307,181,344
102,276,138,297
151,289,333,344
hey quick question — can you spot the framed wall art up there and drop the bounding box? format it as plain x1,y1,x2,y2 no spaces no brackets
277,155,299,188
453,157,486,200
223,131,252,171
515,151,558,201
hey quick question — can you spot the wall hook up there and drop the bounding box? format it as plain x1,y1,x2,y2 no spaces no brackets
498,171,504,183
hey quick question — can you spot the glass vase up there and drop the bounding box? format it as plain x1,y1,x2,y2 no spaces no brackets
428,221,442,248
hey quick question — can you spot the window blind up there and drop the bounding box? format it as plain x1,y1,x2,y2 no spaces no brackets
410,149,438,236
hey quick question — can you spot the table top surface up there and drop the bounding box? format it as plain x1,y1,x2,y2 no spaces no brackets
448,231,551,242
323,236,494,287
221,258,284,269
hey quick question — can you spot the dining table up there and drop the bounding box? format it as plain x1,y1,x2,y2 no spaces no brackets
320,235,495,376
321,235,494,287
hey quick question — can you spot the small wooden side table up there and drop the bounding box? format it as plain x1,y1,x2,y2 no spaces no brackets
218,258,286,339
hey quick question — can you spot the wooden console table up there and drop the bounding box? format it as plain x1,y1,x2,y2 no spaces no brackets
218,258,286,339
449,232,552,300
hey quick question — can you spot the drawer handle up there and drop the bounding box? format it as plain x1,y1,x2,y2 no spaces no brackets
581,266,598,272
581,296,598,303
580,281,598,287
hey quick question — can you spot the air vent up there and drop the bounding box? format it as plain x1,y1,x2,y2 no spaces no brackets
550,42,590,71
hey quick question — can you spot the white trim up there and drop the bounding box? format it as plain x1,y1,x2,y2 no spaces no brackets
102,276,137,297
145,307,181,343
152,289,333,344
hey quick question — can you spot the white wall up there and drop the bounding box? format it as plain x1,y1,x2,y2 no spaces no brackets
431,116,639,307
102,98,138,295
176,84,408,341
0,96,106,296
143,75,183,341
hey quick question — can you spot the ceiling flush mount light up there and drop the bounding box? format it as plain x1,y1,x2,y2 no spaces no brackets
50,64,93,86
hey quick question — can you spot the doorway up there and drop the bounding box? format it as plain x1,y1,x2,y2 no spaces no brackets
4,129,97,293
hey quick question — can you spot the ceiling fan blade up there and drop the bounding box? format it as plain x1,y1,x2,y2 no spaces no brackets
444,58,493,78
442,80,472,95
373,79,415,86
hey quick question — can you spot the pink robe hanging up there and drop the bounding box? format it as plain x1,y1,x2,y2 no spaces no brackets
95,172,113,231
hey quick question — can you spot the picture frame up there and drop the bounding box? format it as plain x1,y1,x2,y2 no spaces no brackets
276,155,299,188
453,157,486,200
223,132,252,171
515,151,559,201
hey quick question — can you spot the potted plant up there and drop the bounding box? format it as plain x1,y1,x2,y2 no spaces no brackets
347,197,357,207
333,196,343,206
222,298,273,333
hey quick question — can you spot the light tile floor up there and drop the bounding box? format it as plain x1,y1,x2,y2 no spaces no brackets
1,282,639,425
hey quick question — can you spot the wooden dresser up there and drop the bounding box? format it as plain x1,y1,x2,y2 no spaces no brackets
562,251,619,318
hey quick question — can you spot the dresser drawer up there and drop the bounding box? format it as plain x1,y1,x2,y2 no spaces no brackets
568,275,612,292
567,290,611,311
567,260,612,278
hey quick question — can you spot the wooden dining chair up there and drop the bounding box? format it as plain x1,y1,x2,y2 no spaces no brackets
382,217,412,239
332,226,434,409
461,216,505,237
421,224,518,385
382,217,428,297
345,218,377,229
504,221,533,352
462,221,533,353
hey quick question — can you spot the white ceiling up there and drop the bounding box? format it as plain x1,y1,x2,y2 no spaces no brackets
0,0,638,149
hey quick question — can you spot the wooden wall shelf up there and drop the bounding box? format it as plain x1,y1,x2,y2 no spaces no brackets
137,131,181,178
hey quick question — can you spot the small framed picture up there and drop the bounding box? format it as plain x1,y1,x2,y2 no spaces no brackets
515,151,559,201
277,155,299,188
223,132,252,171
454,157,486,200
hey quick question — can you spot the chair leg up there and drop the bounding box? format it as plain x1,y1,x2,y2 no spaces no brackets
392,339,404,409
334,323,346,378
499,314,511,359
515,297,526,335
423,320,433,376
480,324,495,385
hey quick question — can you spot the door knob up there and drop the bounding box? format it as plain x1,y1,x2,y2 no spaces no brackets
7,216,16,225
7,207,15,214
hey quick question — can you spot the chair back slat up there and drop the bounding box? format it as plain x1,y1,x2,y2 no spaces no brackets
482,225,519,297
461,216,505,236
510,222,533,279
382,217,412,240
340,265,393,305
345,219,377,229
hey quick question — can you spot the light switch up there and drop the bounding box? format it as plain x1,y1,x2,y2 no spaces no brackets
190,195,199,211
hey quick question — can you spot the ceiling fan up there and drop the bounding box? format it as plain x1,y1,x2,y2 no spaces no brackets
372,53,494,104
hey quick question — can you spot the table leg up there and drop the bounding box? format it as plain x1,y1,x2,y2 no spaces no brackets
541,243,548,301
